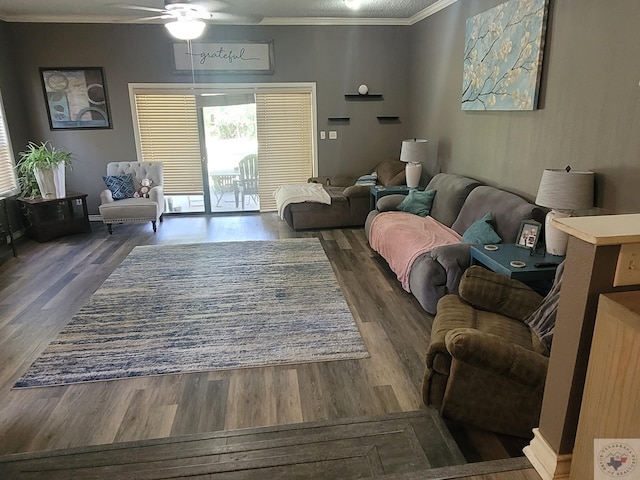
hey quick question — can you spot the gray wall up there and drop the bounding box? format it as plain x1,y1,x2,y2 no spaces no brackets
3,0,639,215
407,0,640,213
5,22,410,213
0,21,29,225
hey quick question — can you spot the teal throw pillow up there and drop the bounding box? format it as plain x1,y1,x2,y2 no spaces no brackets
397,189,436,217
103,174,135,200
462,212,502,244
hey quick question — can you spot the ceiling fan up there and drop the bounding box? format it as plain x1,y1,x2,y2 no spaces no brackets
115,0,262,40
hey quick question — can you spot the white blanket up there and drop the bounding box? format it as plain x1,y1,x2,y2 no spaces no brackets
273,183,332,219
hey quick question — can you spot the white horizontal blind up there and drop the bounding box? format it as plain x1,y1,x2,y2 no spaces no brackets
255,92,313,212
0,90,19,197
134,94,203,195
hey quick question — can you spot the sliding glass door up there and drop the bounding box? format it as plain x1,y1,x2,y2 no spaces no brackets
130,83,317,214
200,95,258,213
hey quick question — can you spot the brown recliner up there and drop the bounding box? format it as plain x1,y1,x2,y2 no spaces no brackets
422,265,561,438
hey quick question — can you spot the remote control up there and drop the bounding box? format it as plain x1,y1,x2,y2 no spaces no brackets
534,262,559,268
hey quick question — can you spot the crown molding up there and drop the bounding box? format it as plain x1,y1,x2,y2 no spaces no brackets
258,16,412,26
0,15,127,23
0,0,461,26
409,0,460,24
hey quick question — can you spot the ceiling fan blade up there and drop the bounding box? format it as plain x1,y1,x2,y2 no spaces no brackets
206,12,264,23
175,0,229,11
110,3,167,14
135,14,174,22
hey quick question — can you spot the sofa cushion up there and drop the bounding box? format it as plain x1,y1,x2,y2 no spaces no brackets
343,185,370,198
461,212,502,244
445,328,549,388
99,197,159,222
429,294,538,369
375,160,406,186
376,194,406,212
458,266,543,322
324,186,349,203
451,186,545,241
425,174,482,228
369,212,462,291
397,189,436,217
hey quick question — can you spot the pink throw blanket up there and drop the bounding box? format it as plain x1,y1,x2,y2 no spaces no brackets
369,212,462,291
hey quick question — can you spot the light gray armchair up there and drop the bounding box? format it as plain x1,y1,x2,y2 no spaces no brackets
99,161,164,234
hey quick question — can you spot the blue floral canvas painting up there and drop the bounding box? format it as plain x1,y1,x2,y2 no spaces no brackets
462,0,549,111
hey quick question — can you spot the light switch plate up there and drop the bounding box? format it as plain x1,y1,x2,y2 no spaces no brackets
329,131,337,139
320,131,326,140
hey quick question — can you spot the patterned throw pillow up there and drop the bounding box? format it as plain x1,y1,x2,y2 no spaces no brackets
103,174,135,200
355,172,378,186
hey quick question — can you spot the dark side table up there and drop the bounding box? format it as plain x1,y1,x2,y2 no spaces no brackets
18,192,91,242
0,196,17,256
470,243,564,283
370,185,415,210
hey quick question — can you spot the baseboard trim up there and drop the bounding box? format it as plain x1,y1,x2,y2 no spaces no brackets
523,428,572,480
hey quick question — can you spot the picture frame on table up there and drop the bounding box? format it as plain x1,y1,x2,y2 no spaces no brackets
516,219,542,250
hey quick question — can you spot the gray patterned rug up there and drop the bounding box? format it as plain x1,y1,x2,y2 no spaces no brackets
14,238,368,388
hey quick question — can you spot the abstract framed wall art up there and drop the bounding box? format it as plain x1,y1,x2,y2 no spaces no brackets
40,67,112,129
461,0,549,111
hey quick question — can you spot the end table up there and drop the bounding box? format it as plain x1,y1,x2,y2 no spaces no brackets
370,185,416,210
18,192,91,242
470,243,563,283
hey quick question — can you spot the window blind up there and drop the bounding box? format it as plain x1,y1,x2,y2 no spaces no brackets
134,94,203,195
0,90,19,197
255,92,313,212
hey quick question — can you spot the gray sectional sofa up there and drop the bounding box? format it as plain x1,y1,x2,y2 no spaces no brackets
365,173,545,314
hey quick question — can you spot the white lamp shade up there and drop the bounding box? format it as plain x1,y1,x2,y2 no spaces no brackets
400,138,428,164
535,169,594,211
165,20,206,40
536,168,594,256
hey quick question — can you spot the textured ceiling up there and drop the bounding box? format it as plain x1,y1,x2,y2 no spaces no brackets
0,0,451,25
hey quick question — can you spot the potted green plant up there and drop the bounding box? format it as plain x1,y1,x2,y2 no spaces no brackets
16,141,73,199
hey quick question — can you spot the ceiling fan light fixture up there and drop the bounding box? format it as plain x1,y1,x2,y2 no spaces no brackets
165,19,206,40
344,0,361,10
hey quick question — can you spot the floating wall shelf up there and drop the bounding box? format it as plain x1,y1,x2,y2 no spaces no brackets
327,116,351,122
377,116,400,121
344,93,383,100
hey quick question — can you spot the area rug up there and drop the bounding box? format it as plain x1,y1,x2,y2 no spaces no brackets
14,238,368,388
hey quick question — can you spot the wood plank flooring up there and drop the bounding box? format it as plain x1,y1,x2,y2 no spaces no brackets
0,214,529,466
0,410,471,479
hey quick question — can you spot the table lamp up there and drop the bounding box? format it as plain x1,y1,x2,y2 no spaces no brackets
535,167,594,256
400,138,428,188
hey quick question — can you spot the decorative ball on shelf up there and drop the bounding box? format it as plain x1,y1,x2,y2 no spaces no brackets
358,84,369,95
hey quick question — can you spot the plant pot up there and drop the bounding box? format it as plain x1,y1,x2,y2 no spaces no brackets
34,163,66,199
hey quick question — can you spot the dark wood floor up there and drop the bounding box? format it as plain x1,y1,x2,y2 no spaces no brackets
0,213,529,462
